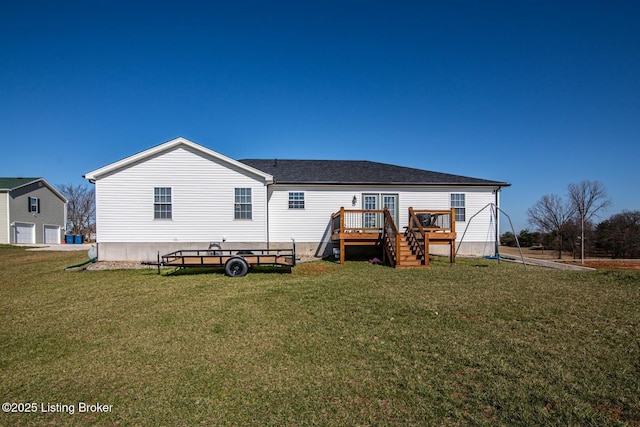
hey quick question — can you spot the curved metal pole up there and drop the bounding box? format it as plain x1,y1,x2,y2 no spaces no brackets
455,203,491,259
494,205,526,270
455,203,526,269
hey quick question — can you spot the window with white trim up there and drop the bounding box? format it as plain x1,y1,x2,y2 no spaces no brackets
154,187,172,219
234,188,252,219
288,192,305,209
451,193,466,222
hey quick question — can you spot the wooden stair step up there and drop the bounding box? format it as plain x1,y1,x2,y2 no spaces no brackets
397,260,422,265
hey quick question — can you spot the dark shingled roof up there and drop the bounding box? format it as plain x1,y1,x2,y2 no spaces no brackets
0,178,42,190
239,160,509,186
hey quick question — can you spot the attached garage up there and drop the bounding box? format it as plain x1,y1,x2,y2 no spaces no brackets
14,222,35,244
44,225,61,244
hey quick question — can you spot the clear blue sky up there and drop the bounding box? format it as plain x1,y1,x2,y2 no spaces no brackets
2,1,639,232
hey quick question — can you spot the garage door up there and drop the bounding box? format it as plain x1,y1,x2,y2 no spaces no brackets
14,223,35,244
44,225,60,244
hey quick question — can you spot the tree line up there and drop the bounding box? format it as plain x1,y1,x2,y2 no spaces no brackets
500,180,640,260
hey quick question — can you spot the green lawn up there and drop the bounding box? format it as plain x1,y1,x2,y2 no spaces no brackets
1,245,639,426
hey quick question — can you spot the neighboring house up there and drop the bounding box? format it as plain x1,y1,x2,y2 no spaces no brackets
83,137,510,262
0,178,68,245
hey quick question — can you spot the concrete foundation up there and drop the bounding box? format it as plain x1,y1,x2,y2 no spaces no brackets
96,241,332,262
96,240,495,262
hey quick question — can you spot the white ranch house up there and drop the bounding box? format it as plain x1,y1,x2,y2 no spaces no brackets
84,137,510,264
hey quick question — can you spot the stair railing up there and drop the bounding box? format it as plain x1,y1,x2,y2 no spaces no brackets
382,208,401,267
407,207,429,266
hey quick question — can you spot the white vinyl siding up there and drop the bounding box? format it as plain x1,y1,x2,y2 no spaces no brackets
268,185,496,244
89,140,498,253
94,146,267,243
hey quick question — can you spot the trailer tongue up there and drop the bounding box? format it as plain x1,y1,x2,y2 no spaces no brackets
142,245,296,277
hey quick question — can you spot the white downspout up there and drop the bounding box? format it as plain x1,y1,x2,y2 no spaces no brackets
266,183,270,250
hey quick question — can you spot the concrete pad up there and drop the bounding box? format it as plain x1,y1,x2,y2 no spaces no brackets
500,255,595,271
24,244,95,252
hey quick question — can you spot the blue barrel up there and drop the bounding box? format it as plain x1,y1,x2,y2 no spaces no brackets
74,235,83,244
66,235,74,244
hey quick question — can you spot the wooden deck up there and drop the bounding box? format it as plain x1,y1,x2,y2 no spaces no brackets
331,207,457,267
406,207,457,267
330,208,385,264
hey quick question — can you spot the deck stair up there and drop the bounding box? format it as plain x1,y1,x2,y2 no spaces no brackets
380,210,431,268
331,206,457,268
395,234,427,268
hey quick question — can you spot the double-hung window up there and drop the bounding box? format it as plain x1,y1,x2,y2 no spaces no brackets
28,196,40,213
288,192,305,209
234,188,252,220
154,187,172,219
451,193,466,222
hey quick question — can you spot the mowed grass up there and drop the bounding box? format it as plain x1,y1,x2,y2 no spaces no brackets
1,246,639,426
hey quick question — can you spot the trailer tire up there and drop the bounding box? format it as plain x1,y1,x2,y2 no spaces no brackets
225,258,249,277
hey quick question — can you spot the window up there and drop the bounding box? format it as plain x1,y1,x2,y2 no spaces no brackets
288,192,305,209
234,188,252,219
451,193,466,222
363,194,379,228
154,187,172,219
362,193,399,228
28,197,40,213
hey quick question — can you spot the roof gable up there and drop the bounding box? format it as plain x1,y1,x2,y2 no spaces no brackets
0,177,42,190
239,159,510,186
84,137,274,183
0,177,68,202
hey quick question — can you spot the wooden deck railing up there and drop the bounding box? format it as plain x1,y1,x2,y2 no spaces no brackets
407,209,428,265
331,207,386,265
331,207,386,235
407,207,457,265
382,208,401,267
408,207,456,233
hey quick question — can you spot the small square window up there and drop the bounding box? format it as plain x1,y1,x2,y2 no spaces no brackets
288,192,305,209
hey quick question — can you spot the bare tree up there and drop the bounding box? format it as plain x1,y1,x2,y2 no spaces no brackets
568,180,611,263
527,194,576,259
59,184,95,239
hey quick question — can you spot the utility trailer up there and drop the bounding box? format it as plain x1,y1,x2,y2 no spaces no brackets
143,245,296,277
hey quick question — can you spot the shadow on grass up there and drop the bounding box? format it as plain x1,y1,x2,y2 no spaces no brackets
162,265,293,277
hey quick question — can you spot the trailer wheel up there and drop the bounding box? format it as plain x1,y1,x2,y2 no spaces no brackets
225,258,249,277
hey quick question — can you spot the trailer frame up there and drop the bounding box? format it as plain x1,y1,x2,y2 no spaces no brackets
142,245,297,277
